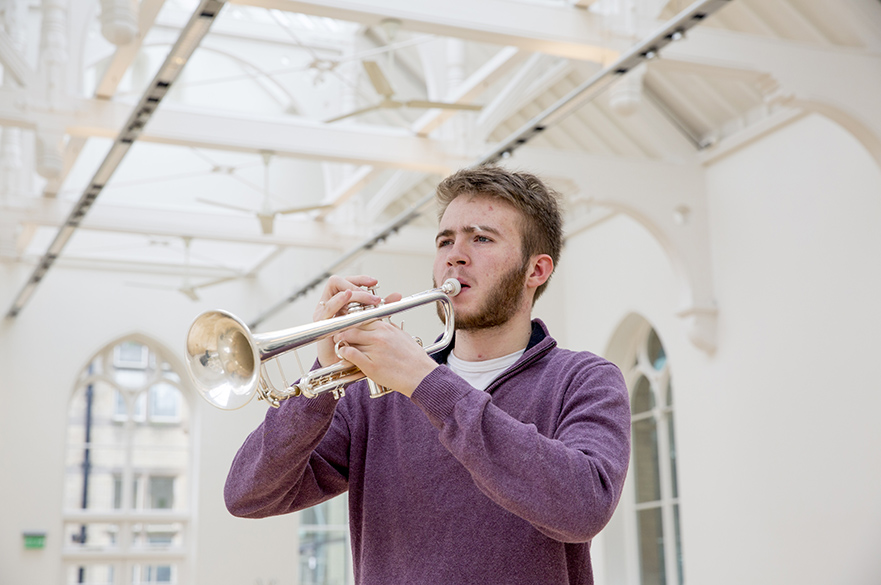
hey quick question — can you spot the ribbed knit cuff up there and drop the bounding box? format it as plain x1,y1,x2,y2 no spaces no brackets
298,390,339,415
410,366,469,428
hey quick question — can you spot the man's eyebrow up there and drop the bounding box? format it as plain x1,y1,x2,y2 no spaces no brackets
465,224,500,236
435,225,501,242
435,228,454,242
434,225,501,242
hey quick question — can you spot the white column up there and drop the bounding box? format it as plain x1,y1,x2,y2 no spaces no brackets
39,0,68,109
35,0,69,179
0,0,27,200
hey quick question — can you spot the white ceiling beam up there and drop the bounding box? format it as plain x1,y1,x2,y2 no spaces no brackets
134,108,469,173
227,0,632,62
844,0,881,51
633,88,702,159
476,55,575,142
0,92,469,173
41,136,86,199
18,255,245,280
315,164,380,220
411,46,530,138
364,170,429,222
773,0,833,45
648,57,766,83
696,106,807,164
5,198,430,253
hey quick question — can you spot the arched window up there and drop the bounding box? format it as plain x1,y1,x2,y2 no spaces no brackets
62,336,194,584
627,326,682,585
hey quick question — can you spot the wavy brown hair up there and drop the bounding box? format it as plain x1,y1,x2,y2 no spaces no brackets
435,165,563,302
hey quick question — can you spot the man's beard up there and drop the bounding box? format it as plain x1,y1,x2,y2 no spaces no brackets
436,258,529,331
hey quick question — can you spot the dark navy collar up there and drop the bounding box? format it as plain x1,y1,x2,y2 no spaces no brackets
431,319,549,364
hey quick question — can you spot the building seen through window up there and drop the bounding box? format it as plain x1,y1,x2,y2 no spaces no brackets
62,337,192,584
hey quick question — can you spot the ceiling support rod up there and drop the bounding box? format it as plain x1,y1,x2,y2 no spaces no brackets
248,0,733,329
5,0,226,319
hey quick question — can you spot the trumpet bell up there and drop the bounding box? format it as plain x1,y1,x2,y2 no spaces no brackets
185,310,260,410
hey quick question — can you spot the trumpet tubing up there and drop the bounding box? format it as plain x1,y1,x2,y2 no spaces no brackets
185,279,461,409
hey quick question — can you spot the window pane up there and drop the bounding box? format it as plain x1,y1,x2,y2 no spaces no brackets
647,329,666,371
155,565,173,583
64,521,120,549
115,341,148,367
150,383,181,420
149,477,175,509
299,529,350,585
633,417,661,503
64,443,128,512
131,525,184,551
631,375,654,414
66,563,116,585
133,447,189,510
668,412,679,499
114,388,146,421
637,507,666,585
113,367,148,391
112,475,137,510
135,563,175,584
674,504,684,585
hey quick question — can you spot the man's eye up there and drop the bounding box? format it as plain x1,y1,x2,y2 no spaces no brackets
438,239,452,247
476,235,492,242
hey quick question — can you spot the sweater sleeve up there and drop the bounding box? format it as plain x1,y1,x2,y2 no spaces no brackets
409,359,631,543
223,391,351,518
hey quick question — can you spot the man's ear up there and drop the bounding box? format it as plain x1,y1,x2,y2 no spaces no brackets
526,254,554,290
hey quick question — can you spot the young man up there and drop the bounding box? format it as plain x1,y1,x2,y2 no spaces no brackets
224,166,631,585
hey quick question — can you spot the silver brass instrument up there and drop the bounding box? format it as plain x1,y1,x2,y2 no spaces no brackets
184,279,461,409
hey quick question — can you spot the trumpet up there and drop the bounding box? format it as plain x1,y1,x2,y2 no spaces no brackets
184,279,461,409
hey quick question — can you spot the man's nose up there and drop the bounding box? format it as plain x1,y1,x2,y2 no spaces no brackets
446,242,469,266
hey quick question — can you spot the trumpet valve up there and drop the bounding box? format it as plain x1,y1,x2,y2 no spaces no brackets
345,285,383,314
367,378,393,398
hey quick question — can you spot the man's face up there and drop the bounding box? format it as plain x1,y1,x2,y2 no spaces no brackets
433,194,531,330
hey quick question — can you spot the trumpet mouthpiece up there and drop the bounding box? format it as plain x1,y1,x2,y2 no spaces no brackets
442,278,462,296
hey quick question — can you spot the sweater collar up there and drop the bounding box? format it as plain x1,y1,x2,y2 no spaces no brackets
431,318,555,364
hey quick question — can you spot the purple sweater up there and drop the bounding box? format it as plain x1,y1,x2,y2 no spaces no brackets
225,320,631,584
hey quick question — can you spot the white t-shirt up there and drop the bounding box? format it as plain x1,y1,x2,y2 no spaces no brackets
446,349,525,391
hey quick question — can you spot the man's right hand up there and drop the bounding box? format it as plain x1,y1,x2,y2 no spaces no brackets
313,275,400,368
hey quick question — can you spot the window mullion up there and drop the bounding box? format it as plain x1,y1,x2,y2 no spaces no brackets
657,397,681,585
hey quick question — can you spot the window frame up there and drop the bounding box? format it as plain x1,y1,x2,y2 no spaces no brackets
62,335,195,585
623,323,683,585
